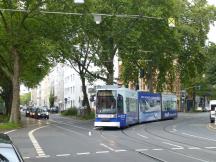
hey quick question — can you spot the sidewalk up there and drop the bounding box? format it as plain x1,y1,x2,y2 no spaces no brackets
208,123,216,130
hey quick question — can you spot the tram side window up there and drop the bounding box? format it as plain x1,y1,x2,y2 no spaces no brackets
126,98,137,112
117,94,124,114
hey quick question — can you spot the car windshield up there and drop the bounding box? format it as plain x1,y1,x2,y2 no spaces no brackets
211,104,216,111
0,148,20,162
96,90,117,114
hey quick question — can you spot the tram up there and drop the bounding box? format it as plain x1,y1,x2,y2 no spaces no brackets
94,86,177,128
94,85,138,128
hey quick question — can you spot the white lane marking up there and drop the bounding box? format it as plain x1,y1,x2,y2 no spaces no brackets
4,129,16,134
135,149,148,152
56,154,71,157
28,126,48,157
36,155,50,158
162,142,184,149
205,146,216,149
23,157,30,159
188,147,201,150
88,131,92,136
137,133,148,139
96,151,109,154
171,148,184,150
152,148,163,151
182,132,216,142
77,152,90,155
115,149,127,152
100,143,115,151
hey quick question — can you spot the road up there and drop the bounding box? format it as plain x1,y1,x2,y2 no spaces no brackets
6,112,216,162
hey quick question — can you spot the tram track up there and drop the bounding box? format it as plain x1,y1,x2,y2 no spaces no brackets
140,117,216,155
120,126,212,162
98,128,168,162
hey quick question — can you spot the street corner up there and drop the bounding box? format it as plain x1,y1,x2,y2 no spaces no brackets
208,123,216,130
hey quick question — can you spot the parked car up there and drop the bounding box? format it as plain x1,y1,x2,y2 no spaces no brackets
29,107,37,118
35,108,49,119
0,133,24,162
209,100,216,123
50,106,59,113
25,107,31,117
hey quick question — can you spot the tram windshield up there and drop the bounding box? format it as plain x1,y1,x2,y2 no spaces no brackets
96,90,117,114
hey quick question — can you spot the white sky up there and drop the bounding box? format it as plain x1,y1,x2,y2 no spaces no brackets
208,0,216,43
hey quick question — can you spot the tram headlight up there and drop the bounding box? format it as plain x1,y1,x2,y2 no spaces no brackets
97,114,116,118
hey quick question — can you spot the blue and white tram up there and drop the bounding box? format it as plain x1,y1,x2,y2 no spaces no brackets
161,93,177,119
94,86,138,128
138,92,162,123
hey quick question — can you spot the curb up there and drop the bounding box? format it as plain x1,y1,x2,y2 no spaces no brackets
208,123,216,130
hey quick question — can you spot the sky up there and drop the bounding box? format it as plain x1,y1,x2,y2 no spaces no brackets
208,0,216,43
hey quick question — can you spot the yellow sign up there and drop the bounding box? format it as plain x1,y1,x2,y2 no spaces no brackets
168,17,175,27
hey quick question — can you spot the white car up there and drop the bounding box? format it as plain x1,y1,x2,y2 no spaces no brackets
209,100,216,123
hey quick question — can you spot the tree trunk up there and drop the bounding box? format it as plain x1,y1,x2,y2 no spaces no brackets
147,66,153,92
106,62,114,85
1,81,13,115
9,48,21,123
80,76,91,114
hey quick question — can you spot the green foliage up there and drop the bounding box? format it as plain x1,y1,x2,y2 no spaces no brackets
0,122,21,131
61,107,95,120
79,111,95,120
0,115,9,123
20,92,31,106
62,107,78,116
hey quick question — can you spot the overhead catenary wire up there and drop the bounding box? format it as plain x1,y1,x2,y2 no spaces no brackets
0,8,163,20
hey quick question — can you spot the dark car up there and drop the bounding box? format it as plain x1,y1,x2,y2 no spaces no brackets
29,107,37,118
0,133,24,162
35,108,49,119
50,106,59,113
25,107,31,117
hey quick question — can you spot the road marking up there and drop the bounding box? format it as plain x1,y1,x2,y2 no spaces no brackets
162,142,184,149
137,133,148,139
96,151,109,154
182,132,216,142
135,149,148,152
56,154,71,157
4,129,16,134
188,147,201,150
100,143,115,151
28,126,48,157
205,146,216,149
23,157,30,159
77,152,90,155
115,149,127,152
36,155,50,158
152,148,163,151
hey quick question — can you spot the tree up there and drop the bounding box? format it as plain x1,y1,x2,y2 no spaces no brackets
20,92,31,106
49,90,55,108
0,0,55,123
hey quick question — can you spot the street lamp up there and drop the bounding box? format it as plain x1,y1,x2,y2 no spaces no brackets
74,0,84,4
93,14,102,24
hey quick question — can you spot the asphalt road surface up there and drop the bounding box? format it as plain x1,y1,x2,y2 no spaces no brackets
5,112,216,162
